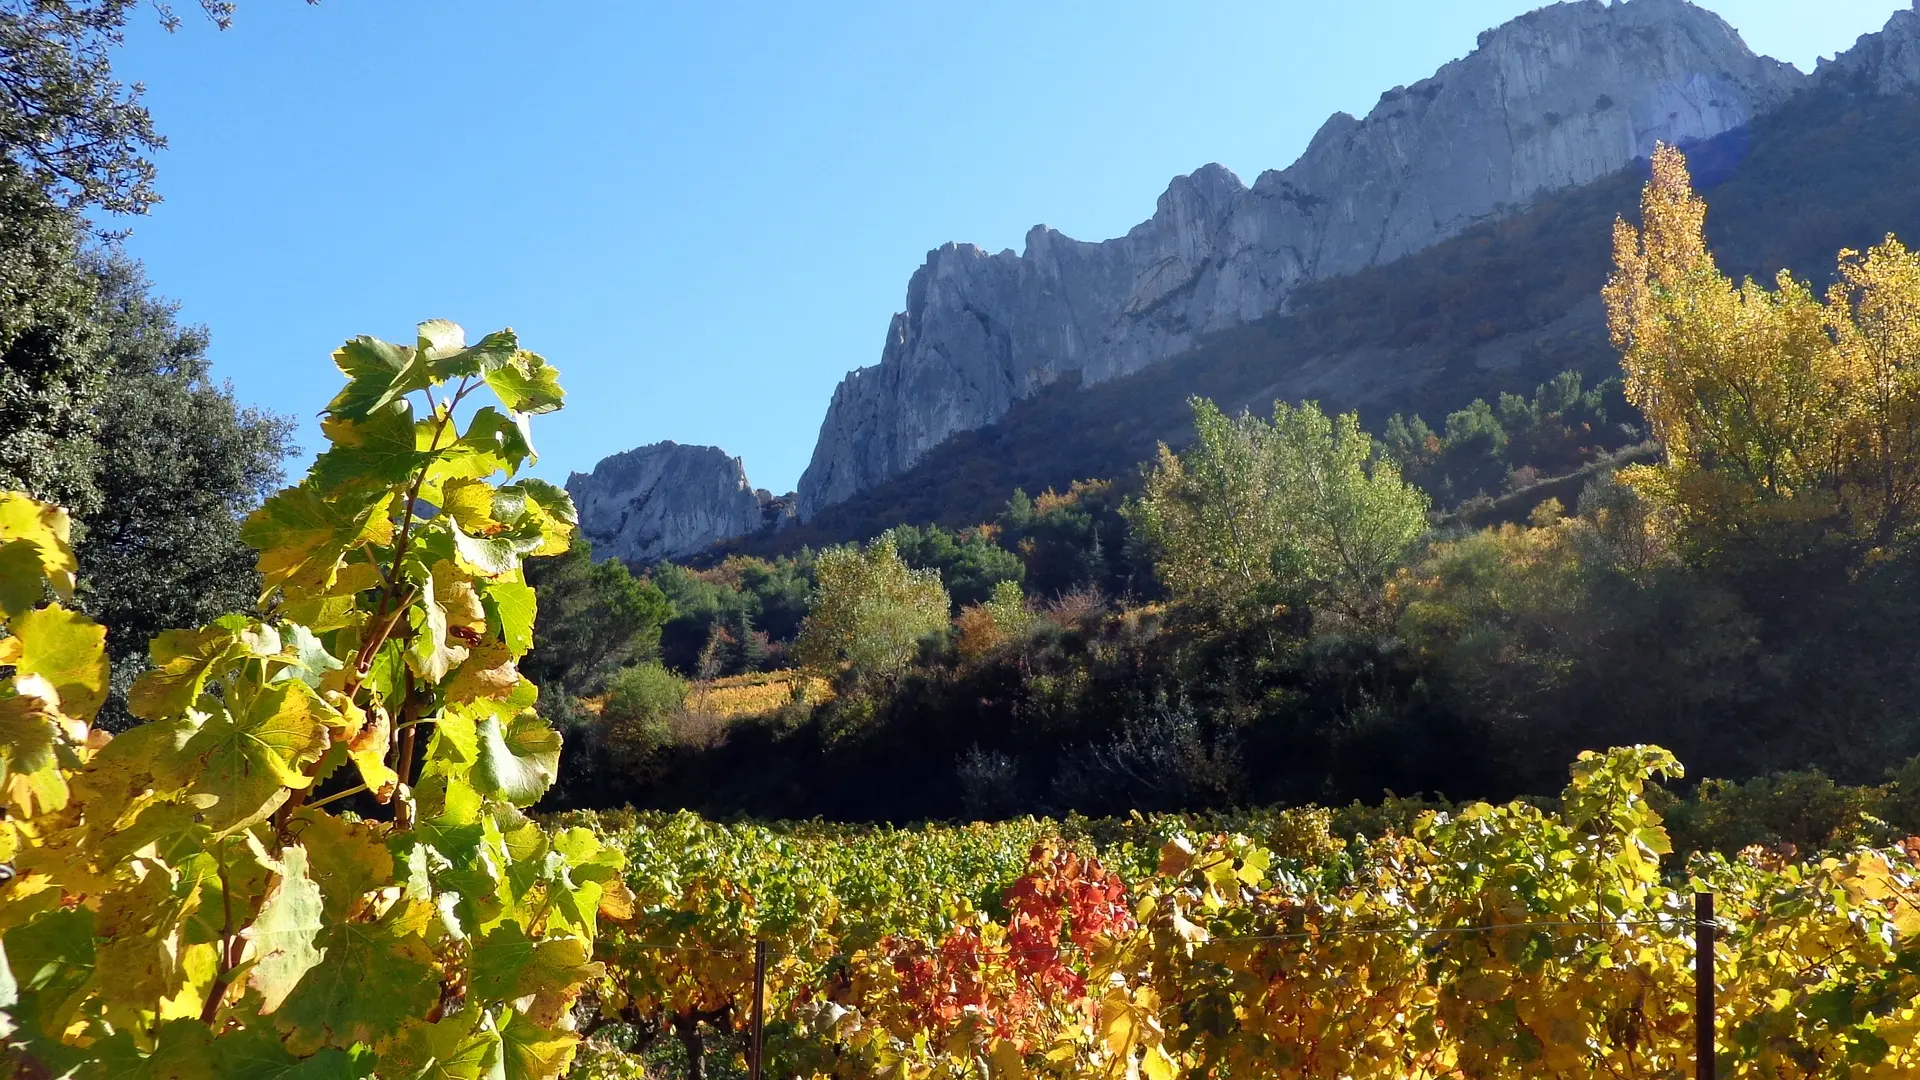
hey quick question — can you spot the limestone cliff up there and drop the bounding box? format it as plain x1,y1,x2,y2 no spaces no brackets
1819,2,1920,95
794,0,1805,519
566,442,792,565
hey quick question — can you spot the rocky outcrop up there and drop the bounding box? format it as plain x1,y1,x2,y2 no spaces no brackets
794,0,1805,519
1818,3,1920,94
566,442,793,565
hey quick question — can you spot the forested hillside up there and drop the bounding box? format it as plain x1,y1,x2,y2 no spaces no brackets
538,144,1920,830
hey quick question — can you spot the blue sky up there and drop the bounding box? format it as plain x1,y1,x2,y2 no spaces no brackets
112,0,1908,494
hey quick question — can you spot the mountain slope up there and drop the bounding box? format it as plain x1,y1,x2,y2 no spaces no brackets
742,74,1920,553
793,0,1804,520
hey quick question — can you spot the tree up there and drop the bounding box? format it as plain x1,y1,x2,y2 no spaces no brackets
76,253,295,699
1604,143,1920,557
1131,397,1430,624
0,164,103,513
0,0,312,216
794,532,950,688
522,537,672,696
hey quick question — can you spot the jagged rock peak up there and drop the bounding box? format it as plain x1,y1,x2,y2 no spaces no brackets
566,441,793,565
793,0,1804,521
1818,2,1920,95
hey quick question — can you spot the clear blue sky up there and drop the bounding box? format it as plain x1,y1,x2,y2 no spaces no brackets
112,0,1908,494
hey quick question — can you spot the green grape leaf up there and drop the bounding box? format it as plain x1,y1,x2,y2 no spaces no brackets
311,400,425,495
12,603,108,721
328,335,428,421
272,914,436,1056
0,492,75,600
424,323,520,383
474,709,560,806
131,625,240,720
244,845,326,1013
378,1013,498,1080
497,1009,579,1080
470,922,600,1008
3,907,95,1049
440,407,533,482
482,579,536,658
211,1023,376,1080
483,351,565,416
279,624,344,688
449,519,521,578
180,682,333,835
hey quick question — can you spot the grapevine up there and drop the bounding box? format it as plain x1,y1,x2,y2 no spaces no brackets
0,321,622,1078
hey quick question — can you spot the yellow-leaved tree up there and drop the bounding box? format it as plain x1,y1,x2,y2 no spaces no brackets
1604,143,1920,556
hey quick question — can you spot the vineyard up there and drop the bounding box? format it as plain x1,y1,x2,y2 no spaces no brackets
563,749,1920,1080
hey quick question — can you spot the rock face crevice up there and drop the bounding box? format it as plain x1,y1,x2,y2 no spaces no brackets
793,0,1806,519
566,442,792,565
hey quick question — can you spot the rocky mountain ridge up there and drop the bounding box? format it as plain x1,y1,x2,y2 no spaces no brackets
793,0,1808,519
566,442,792,565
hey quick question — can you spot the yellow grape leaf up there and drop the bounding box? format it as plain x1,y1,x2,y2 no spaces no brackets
179,682,332,835
0,687,66,816
131,625,240,720
444,641,520,705
441,478,500,536
289,809,395,920
497,1008,578,1080
12,603,107,721
1142,1043,1179,1080
0,493,75,601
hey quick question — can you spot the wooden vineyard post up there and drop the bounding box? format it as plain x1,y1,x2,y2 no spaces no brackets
1696,892,1716,1080
750,939,768,1080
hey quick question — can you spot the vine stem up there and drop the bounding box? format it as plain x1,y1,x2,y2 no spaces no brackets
275,377,474,835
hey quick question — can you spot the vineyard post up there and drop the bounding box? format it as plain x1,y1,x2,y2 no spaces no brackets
1696,891,1716,1080
750,938,767,1080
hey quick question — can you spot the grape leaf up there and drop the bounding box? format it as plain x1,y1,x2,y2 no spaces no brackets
378,1013,497,1080
288,810,393,919
483,580,536,658
12,603,108,720
243,845,326,1013
483,351,565,416
311,401,424,495
445,641,520,705
131,625,240,720
474,709,560,806
409,563,481,684
180,682,332,835
243,487,385,596
422,323,519,383
327,336,428,421
0,689,66,814
0,540,47,619
496,1009,578,1080
0,492,75,600
272,914,436,1055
